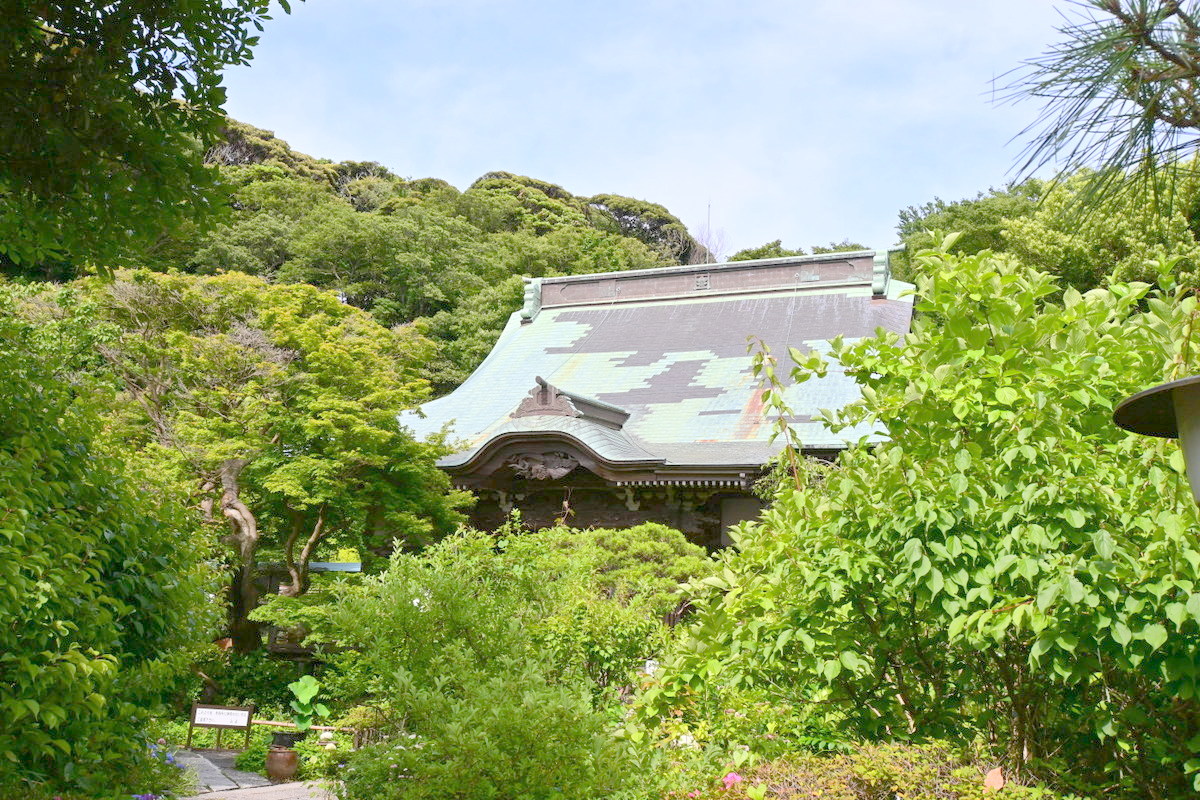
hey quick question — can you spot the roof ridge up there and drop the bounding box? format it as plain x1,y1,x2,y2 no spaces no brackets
521,250,889,321
538,249,878,286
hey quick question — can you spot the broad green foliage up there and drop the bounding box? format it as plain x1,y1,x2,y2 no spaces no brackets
287,675,330,732
0,291,214,791
896,167,1200,290
1004,167,1200,287
0,2,289,270
56,270,464,646
341,656,638,800
292,525,710,800
650,246,1200,796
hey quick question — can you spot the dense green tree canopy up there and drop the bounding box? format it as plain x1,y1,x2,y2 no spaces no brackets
51,270,465,649
0,2,289,270
896,167,1200,289
648,244,1200,796
174,130,685,389
730,239,867,262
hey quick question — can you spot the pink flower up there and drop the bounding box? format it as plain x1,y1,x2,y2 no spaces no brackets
688,793,700,798
723,772,744,790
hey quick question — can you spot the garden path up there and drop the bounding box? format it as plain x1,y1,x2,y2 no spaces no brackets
175,749,334,799
179,783,331,800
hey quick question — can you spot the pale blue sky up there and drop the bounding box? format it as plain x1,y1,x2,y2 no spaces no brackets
223,0,1068,258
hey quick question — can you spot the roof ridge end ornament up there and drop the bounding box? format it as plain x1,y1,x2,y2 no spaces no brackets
512,376,631,428
872,250,890,297
520,277,543,324
514,376,581,418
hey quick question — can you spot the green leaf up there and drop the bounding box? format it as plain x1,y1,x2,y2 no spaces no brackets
1091,530,1115,560
1188,593,1200,623
1140,624,1168,651
1056,632,1078,653
1167,602,1188,630
1031,635,1054,661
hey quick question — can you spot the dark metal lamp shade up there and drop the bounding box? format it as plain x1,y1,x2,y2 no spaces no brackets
1114,375,1200,504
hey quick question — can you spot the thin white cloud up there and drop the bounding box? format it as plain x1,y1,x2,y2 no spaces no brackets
225,0,1071,252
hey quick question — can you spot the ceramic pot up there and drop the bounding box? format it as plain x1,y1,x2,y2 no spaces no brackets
265,746,299,782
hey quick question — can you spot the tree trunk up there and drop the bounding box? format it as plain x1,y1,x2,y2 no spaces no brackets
281,504,327,597
218,458,262,652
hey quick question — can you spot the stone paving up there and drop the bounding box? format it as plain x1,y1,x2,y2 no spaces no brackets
175,749,335,800
180,782,332,800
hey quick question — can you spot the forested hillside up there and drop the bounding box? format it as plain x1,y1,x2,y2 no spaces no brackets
207,122,708,388
5,119,711,392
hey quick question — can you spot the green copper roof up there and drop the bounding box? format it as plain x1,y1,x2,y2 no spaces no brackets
404,250,914,474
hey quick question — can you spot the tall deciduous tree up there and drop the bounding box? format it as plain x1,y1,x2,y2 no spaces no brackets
78,270,464,650
0,1,292,269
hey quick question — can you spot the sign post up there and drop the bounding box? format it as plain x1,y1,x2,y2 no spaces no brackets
187,703,255,749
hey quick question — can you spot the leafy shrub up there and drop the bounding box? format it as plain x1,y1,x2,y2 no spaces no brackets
536,594,668,689
339,655,637,800
0,291,214,793
0,740,197,800
234,740,270,774
263,524,711,707
651,246,1200,796
738,742,1080,800
685,688,849,763
212,649,305,711
295,732,353,779
248,525,713,798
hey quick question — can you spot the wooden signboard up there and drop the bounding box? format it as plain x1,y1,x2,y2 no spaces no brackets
187,703,255,749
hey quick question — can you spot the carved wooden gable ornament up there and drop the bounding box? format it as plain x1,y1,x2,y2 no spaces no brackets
513,376,580,419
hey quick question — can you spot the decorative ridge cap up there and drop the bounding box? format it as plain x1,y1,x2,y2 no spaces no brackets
519,277,542,324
